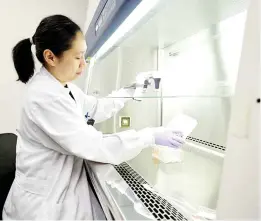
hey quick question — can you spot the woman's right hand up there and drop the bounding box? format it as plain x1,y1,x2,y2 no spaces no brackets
153,130,185,148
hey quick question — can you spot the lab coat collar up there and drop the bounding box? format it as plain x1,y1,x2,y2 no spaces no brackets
40,66,76,107
40,66,68,90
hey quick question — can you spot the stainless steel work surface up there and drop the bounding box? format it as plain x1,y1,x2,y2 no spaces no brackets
86,162,154,220
87,140,223,220
127,143,224,212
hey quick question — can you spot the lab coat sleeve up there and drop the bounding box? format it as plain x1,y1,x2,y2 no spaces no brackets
79,87,135,123
31,97,154,165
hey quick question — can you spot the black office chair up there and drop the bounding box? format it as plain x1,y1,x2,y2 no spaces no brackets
0,133,17,220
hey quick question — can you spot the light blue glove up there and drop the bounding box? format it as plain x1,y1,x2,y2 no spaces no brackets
154,130,185,148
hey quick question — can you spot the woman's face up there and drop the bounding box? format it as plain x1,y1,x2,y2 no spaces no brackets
45,31,87,84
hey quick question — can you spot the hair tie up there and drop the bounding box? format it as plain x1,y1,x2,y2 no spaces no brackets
29,37,34,45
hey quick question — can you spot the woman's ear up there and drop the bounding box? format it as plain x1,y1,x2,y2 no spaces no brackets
43,49,57,67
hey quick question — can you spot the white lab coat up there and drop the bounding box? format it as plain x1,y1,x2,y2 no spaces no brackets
2,67,155,220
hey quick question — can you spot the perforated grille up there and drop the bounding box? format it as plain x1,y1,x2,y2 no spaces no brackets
186,136,226,151
114,162,188,221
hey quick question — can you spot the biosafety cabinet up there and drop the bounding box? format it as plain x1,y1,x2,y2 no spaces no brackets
84,0,260,220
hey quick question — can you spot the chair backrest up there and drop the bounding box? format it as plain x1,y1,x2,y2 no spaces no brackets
0,133,17,220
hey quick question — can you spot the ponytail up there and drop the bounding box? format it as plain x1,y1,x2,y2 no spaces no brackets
12,38,35,84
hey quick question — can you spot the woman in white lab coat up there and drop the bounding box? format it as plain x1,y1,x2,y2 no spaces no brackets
2,15,184,220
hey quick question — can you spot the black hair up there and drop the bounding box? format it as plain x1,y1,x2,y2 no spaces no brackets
12,15,81,84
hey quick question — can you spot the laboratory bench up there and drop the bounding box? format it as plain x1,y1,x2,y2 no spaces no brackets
85,141,223,221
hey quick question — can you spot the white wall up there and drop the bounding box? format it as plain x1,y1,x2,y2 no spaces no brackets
0,0,90,133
